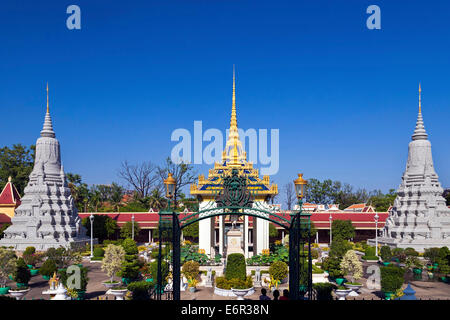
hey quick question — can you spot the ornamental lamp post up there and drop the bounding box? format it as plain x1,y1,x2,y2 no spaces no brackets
157,173,177,300
164,173,176,208
293,173,312,300
293,173,307,201
89,213,94,258
132,214,135,241
374,213,379,257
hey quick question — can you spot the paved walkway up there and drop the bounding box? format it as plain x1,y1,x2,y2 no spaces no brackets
3,259,449,300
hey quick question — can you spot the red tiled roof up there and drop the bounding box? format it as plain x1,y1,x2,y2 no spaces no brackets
79,210,389,230
0,213,11,224
0,180,21,206
344,203,366,210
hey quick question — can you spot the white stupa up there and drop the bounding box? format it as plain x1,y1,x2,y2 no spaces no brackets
370,84,450,251
0,84,90,250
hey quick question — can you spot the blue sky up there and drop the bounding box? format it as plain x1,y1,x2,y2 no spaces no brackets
0,0,449,196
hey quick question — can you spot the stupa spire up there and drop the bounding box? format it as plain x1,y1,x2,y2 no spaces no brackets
46,82,49,113
412,83,428,141
222,66,246,165
230,65,238,132
41,83,55,138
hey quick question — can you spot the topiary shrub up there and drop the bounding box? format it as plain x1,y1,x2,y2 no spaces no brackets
215,276,252,290
380,265,405,293
58,266,89,291
13,258,31,285
119,260,140,280
225,253,246,281
93,247,105,258
380,246,392,262
23,247,36,256
39,259,57,277
269,261,288,281
404,247,419,257
322,256,344,278
121,238,138,255
127,280,153,300
313,283,336,300
182,261,200,280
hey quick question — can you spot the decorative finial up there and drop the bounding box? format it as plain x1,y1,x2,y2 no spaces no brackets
231,64,237,131
418,82,421,114
46,82,50,113
8,176,12,183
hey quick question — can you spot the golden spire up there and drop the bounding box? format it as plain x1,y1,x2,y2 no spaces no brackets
230,65,237,131
418,82,422,114
222,65,246,165
46,82,49,113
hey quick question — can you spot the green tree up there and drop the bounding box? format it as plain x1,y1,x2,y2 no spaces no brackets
110,182,124,212
82,215,119,243
66,173,89,212
102,244,125,283
183,221,199,240
148,189,166,211
332,220,355,241
0,248,17,287
120,221,141,239
269,223,278,238
340,250,363,284
368,189,397,211
0,144,35,195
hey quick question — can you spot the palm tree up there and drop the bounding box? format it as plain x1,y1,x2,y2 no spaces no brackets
149,189,165,211
110,183,124,212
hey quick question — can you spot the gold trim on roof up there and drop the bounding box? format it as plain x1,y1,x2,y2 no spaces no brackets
190,67,277,200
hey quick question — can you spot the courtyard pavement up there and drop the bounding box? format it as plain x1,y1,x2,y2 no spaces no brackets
3,259,450,300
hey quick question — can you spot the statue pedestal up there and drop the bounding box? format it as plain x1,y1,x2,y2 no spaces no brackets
226,229,244,257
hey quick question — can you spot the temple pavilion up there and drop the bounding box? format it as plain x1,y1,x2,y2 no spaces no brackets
190,68,278,258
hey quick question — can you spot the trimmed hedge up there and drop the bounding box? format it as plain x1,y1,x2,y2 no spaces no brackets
215,276,253,290
225,253,246,281
313,283,336,300
127,281,153,300
93,247,105,258
40,259,57,277
380,265,405,292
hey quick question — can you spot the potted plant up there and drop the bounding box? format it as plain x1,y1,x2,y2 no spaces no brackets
101,244,126,289
231,277,254,300
322,255,345,284
109,285,129,300
380,246,392,266
341,250,363,296
8,286,30,300
127,281,152,300
380,265,405,300
0,248,16,295
334,285,352,300
13,258,31,288
187,277,199,293
269,261,288,284
182,261,200,293
39,259,57,281
58,266,89,300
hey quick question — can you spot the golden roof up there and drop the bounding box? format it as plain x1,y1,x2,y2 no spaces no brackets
190,67,278,201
